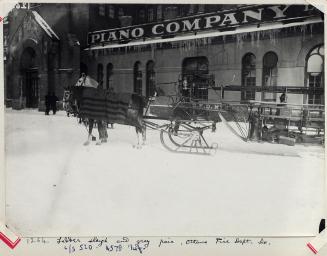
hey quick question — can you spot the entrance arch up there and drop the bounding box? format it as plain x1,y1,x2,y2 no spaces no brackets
20,47,39,108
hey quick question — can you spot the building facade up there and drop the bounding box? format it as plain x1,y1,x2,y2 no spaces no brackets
84,4,324,105
4,3,89,110
4,4,325,110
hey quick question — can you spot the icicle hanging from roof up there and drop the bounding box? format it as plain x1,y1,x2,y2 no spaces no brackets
309,23,313,38
208,37,212,45
250,32,255,47
236,34,243,49
256,30,260,47
151,43,155,59
302,25,306,41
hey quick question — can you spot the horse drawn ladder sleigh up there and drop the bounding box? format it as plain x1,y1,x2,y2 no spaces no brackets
65,74,324,155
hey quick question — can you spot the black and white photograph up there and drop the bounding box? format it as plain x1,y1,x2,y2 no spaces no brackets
1,0,326,248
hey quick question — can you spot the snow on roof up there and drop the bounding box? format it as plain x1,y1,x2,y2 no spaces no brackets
31,11,60,40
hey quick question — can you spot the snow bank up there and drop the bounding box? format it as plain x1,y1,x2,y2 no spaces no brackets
4,109,325,237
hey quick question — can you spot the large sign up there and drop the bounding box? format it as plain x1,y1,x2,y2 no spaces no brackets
88,5,322,46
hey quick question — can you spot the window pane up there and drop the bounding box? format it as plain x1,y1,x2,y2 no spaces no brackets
134,62,142,95
242,53,256,100
182,57,209,100
157,6,162,20
99,5,105,16
188,5,195,14
118,8,124,17
97,64,103,83
319,45,324,55
108,6,115,18
106,63,113,89
262,52,278,101
146,61,156,97
148,8,154,22
263,52,278,68
307,54,323,74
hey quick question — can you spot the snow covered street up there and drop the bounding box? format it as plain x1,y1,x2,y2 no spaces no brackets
4,109,325,237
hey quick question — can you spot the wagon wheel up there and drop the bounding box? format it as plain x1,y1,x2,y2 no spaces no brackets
160,122,218,155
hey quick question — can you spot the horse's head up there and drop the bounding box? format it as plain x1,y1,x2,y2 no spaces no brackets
63,89,71,102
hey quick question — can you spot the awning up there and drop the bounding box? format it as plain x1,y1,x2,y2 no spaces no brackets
85,16,323,51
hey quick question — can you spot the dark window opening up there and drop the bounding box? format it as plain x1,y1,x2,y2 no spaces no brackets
134,61,142,95
182,56,209,100
241,53,256,101
106,63,113,90
262,51,278,101
146,61,156,97
97,63,103,87
306,45,324,104
98,5,105,16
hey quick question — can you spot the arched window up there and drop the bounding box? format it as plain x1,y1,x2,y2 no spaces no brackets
306,44,324,104
262,51,278,101
182,56,209,100
146,61,156,97
97,64,103,87
241,53,256,101
134,61,142,95
106,63,113,90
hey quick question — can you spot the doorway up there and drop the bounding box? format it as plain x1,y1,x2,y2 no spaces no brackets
24,69,39,108
20,47,39,108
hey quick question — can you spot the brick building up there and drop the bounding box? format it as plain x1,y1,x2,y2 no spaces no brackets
3,4,324,110
84,4,324,105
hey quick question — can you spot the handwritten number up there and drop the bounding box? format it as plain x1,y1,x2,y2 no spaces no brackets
79,244,93,250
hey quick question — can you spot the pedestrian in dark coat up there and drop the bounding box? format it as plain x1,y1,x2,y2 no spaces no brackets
50,92,59,115
45,93,51,115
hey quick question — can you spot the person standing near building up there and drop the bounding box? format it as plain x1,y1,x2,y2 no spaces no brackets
277,89,288,116
50,92,59,115
45,93,51,115
279,91,287,104
181,76,190,101
45,92,59,115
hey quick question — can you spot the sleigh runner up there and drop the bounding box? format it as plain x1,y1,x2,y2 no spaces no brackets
143,98,250,155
